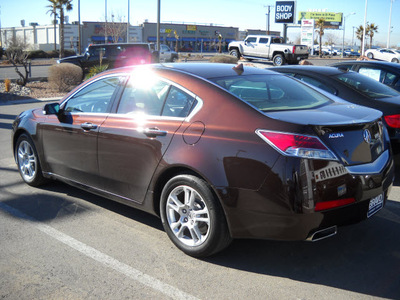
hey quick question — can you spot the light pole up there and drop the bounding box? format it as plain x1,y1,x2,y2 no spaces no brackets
352,26,355,47
126,0,130,43
104,0,107,43
361,0,368,56
78,0,81,54
342,13,355,58
387,0,394,48
156,0,160,62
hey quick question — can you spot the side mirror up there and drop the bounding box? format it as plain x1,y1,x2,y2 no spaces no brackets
43,103,60,115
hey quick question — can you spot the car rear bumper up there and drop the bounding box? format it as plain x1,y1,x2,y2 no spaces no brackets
218,152,394,241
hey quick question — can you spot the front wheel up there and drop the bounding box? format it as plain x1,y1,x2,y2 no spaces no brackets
367,52,374,59
391,58,399,63
273,54,285,66
15,134,47,186
160,175,232,257
229,49,241,59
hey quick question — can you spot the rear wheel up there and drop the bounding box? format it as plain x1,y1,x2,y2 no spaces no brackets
391,58,399,63
367,52,374,59
160,175,232,257
15,134,47,186
273,54,285,66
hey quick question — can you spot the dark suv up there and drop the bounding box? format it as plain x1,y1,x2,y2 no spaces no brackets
57,43,157,72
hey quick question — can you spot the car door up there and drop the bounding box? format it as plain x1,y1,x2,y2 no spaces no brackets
254,37,270,58
97,74,199,203
242,37,257,56
39,75,123,187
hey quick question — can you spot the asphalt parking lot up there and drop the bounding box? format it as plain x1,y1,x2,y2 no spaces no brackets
1,99,400,299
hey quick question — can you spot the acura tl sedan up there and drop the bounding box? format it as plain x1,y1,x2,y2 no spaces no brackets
12,63,394,257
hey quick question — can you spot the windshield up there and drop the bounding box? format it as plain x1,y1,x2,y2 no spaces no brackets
333,72,400,99
211,74,333,112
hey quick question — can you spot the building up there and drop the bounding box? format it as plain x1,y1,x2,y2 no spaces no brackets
142,22,239,52
0,23,78,52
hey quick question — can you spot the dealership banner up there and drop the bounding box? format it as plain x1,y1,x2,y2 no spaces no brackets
275,1,296,24
298,12,343,28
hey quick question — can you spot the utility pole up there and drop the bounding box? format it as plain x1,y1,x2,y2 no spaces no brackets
78,0,81,54
127,0,130,43
264,5,274,34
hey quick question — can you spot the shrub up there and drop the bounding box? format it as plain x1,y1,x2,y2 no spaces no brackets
0,47,4,59
27,50,48,59
48,63,83,92
46,49,76,58
85,64,109,80
209,54,238,64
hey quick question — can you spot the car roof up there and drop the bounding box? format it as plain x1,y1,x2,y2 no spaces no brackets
159,63,278,79
109,63,279,79
270,65,346,76
331,60,400,69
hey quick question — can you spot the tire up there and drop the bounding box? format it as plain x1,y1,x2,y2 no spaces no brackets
160,174,232,257
15,134,47,186
391,58,399,63
272,54,285,66
367,52,374,59
229,49,240,59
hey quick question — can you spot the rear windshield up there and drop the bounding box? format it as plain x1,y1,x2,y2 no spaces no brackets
211,74,332,112
333,72,399,99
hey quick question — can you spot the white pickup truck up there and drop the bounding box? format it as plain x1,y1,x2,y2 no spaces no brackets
228,35,309,66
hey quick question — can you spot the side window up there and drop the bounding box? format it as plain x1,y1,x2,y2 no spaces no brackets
259,38,269,44
359,67,383,82
383,72,397,85
117,78,169,116
162,86,197,117
295,74,337,95
64,76,121,113
334,64,352,71
246,37,257,43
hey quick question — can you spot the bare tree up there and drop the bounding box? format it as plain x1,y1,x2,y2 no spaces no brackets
5,37,30,86
105,15,127,44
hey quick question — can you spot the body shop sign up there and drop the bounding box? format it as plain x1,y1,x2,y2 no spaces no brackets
275,1,295,24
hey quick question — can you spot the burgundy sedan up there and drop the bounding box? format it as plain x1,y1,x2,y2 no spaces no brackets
12,63,394,257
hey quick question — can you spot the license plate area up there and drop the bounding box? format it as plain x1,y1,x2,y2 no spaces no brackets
367,193,384,218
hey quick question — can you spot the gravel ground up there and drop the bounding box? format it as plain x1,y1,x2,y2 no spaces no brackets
0,81,67,102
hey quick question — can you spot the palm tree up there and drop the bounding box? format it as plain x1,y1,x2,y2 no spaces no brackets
366,23,378,49
356,25,364,48
315,18,325,58
46,1,58,51
47,0,73,58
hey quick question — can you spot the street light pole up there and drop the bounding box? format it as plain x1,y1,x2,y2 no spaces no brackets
156,0,160,62
105,0,107,43
78,0,81,54
342,13,355,58
361,0,368,56
387,0,394,48
127,0,130,43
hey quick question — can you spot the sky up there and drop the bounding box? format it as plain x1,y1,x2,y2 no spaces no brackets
1,0,399,47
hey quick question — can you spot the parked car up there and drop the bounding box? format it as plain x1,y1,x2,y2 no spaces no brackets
57,43,156,72
159,44,179,62
12,63,393,257
270,65,400,141
228,35,308,65
344,50,360,57
331,60,400,91
365,48,400,63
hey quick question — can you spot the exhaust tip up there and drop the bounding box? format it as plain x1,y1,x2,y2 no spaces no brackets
306,226,337,242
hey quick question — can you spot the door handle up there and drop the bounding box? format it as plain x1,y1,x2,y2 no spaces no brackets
81,122,98,130
144,128,167,138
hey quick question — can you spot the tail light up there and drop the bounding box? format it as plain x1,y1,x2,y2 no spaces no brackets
256,130,337,160
384,114,400,128
315,198,355,211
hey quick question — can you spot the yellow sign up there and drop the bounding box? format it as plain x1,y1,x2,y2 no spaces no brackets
298,12,342,26
186,25,197,31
